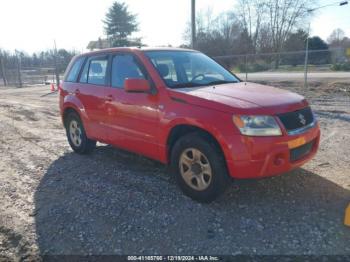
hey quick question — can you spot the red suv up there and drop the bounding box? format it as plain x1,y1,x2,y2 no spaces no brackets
60,47,320,202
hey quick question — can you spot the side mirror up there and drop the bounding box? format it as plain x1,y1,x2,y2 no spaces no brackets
124,78,151,93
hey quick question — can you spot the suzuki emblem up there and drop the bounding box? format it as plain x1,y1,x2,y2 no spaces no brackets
298,113,306,125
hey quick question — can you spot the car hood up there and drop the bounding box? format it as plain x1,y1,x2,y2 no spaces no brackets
168,82,308,115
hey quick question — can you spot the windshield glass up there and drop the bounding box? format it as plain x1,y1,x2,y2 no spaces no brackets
144,51,239,88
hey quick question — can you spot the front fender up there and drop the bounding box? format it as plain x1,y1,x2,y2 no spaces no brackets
159,110,239,165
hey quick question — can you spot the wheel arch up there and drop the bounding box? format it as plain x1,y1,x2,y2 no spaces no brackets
166,124,226,164
62,107,80,127
61,105,92,138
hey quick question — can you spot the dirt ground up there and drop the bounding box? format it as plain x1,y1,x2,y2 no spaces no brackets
0,80,349,260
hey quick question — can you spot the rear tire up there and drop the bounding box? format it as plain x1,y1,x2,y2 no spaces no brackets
65,112,96,154
170,132,230,203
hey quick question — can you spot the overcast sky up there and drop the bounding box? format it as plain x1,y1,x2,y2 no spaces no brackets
0,0,349,54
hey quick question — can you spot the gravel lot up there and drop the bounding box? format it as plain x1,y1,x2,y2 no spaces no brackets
0,81,349,259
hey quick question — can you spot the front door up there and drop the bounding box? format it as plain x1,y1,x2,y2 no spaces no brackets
104,53,161,160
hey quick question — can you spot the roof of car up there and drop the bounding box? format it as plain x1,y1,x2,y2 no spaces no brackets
141,47,195,52
77,47,197,58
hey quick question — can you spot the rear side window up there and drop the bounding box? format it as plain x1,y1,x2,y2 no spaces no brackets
87,59,108,85
79,56,109,85
111,54,145,88
66,57,85,82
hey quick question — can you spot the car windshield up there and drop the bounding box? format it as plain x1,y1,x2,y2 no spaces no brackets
144,50,239,88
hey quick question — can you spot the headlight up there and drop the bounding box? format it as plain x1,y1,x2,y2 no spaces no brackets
233,115,282,136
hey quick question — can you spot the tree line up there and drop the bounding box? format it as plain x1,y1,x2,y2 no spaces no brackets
102,0,349,70
0,49,78,73
2,0,350,76
182,1,350,70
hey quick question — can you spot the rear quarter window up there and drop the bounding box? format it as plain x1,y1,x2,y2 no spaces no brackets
65,57,85,82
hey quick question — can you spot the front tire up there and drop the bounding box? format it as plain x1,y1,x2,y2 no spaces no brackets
65,112,96,154
171,133,230,203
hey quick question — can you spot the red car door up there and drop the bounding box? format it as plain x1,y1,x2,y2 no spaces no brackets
75,55,110,142
104,53,161,160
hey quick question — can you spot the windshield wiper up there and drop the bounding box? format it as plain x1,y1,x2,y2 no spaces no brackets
206,80,238,86
170,83,203,89
170,80,238,89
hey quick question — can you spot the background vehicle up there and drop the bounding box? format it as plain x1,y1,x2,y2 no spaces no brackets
60,47,320,202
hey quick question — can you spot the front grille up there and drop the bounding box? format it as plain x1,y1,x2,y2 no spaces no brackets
278,107,314,132
290,139,315,162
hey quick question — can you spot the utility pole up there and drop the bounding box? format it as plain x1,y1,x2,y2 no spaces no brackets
191,0,196,49
303,22,310,89
54,40,60,88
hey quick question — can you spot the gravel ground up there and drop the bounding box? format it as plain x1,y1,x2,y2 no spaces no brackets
0,82,349,260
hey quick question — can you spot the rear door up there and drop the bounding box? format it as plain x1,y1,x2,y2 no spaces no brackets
76,55,110,142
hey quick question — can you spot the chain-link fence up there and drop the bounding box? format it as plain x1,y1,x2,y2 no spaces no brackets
1,48,349,88
0,50,73,88
213,48,350,85
1,66,62,87
0,61,65,88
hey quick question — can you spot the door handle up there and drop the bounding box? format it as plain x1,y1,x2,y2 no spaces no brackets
106,94,113,102
74,89,80,95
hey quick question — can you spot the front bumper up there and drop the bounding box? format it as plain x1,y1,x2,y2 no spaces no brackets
225,123,320,179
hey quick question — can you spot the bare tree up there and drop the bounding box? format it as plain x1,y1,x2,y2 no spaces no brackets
184,8,215,42
327,28,345,46
327,28,349,64
237,0,316,56
266,0,314,52
216,12,240,43
183,9,248,68
236,0,264,52
258,25,273,53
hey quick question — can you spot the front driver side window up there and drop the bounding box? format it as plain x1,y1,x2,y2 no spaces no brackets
112,54,145,88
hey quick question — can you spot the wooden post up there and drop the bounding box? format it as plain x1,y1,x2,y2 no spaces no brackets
304,22,310,89
0,52,8,86
15,50,23,88
54,40,60,87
